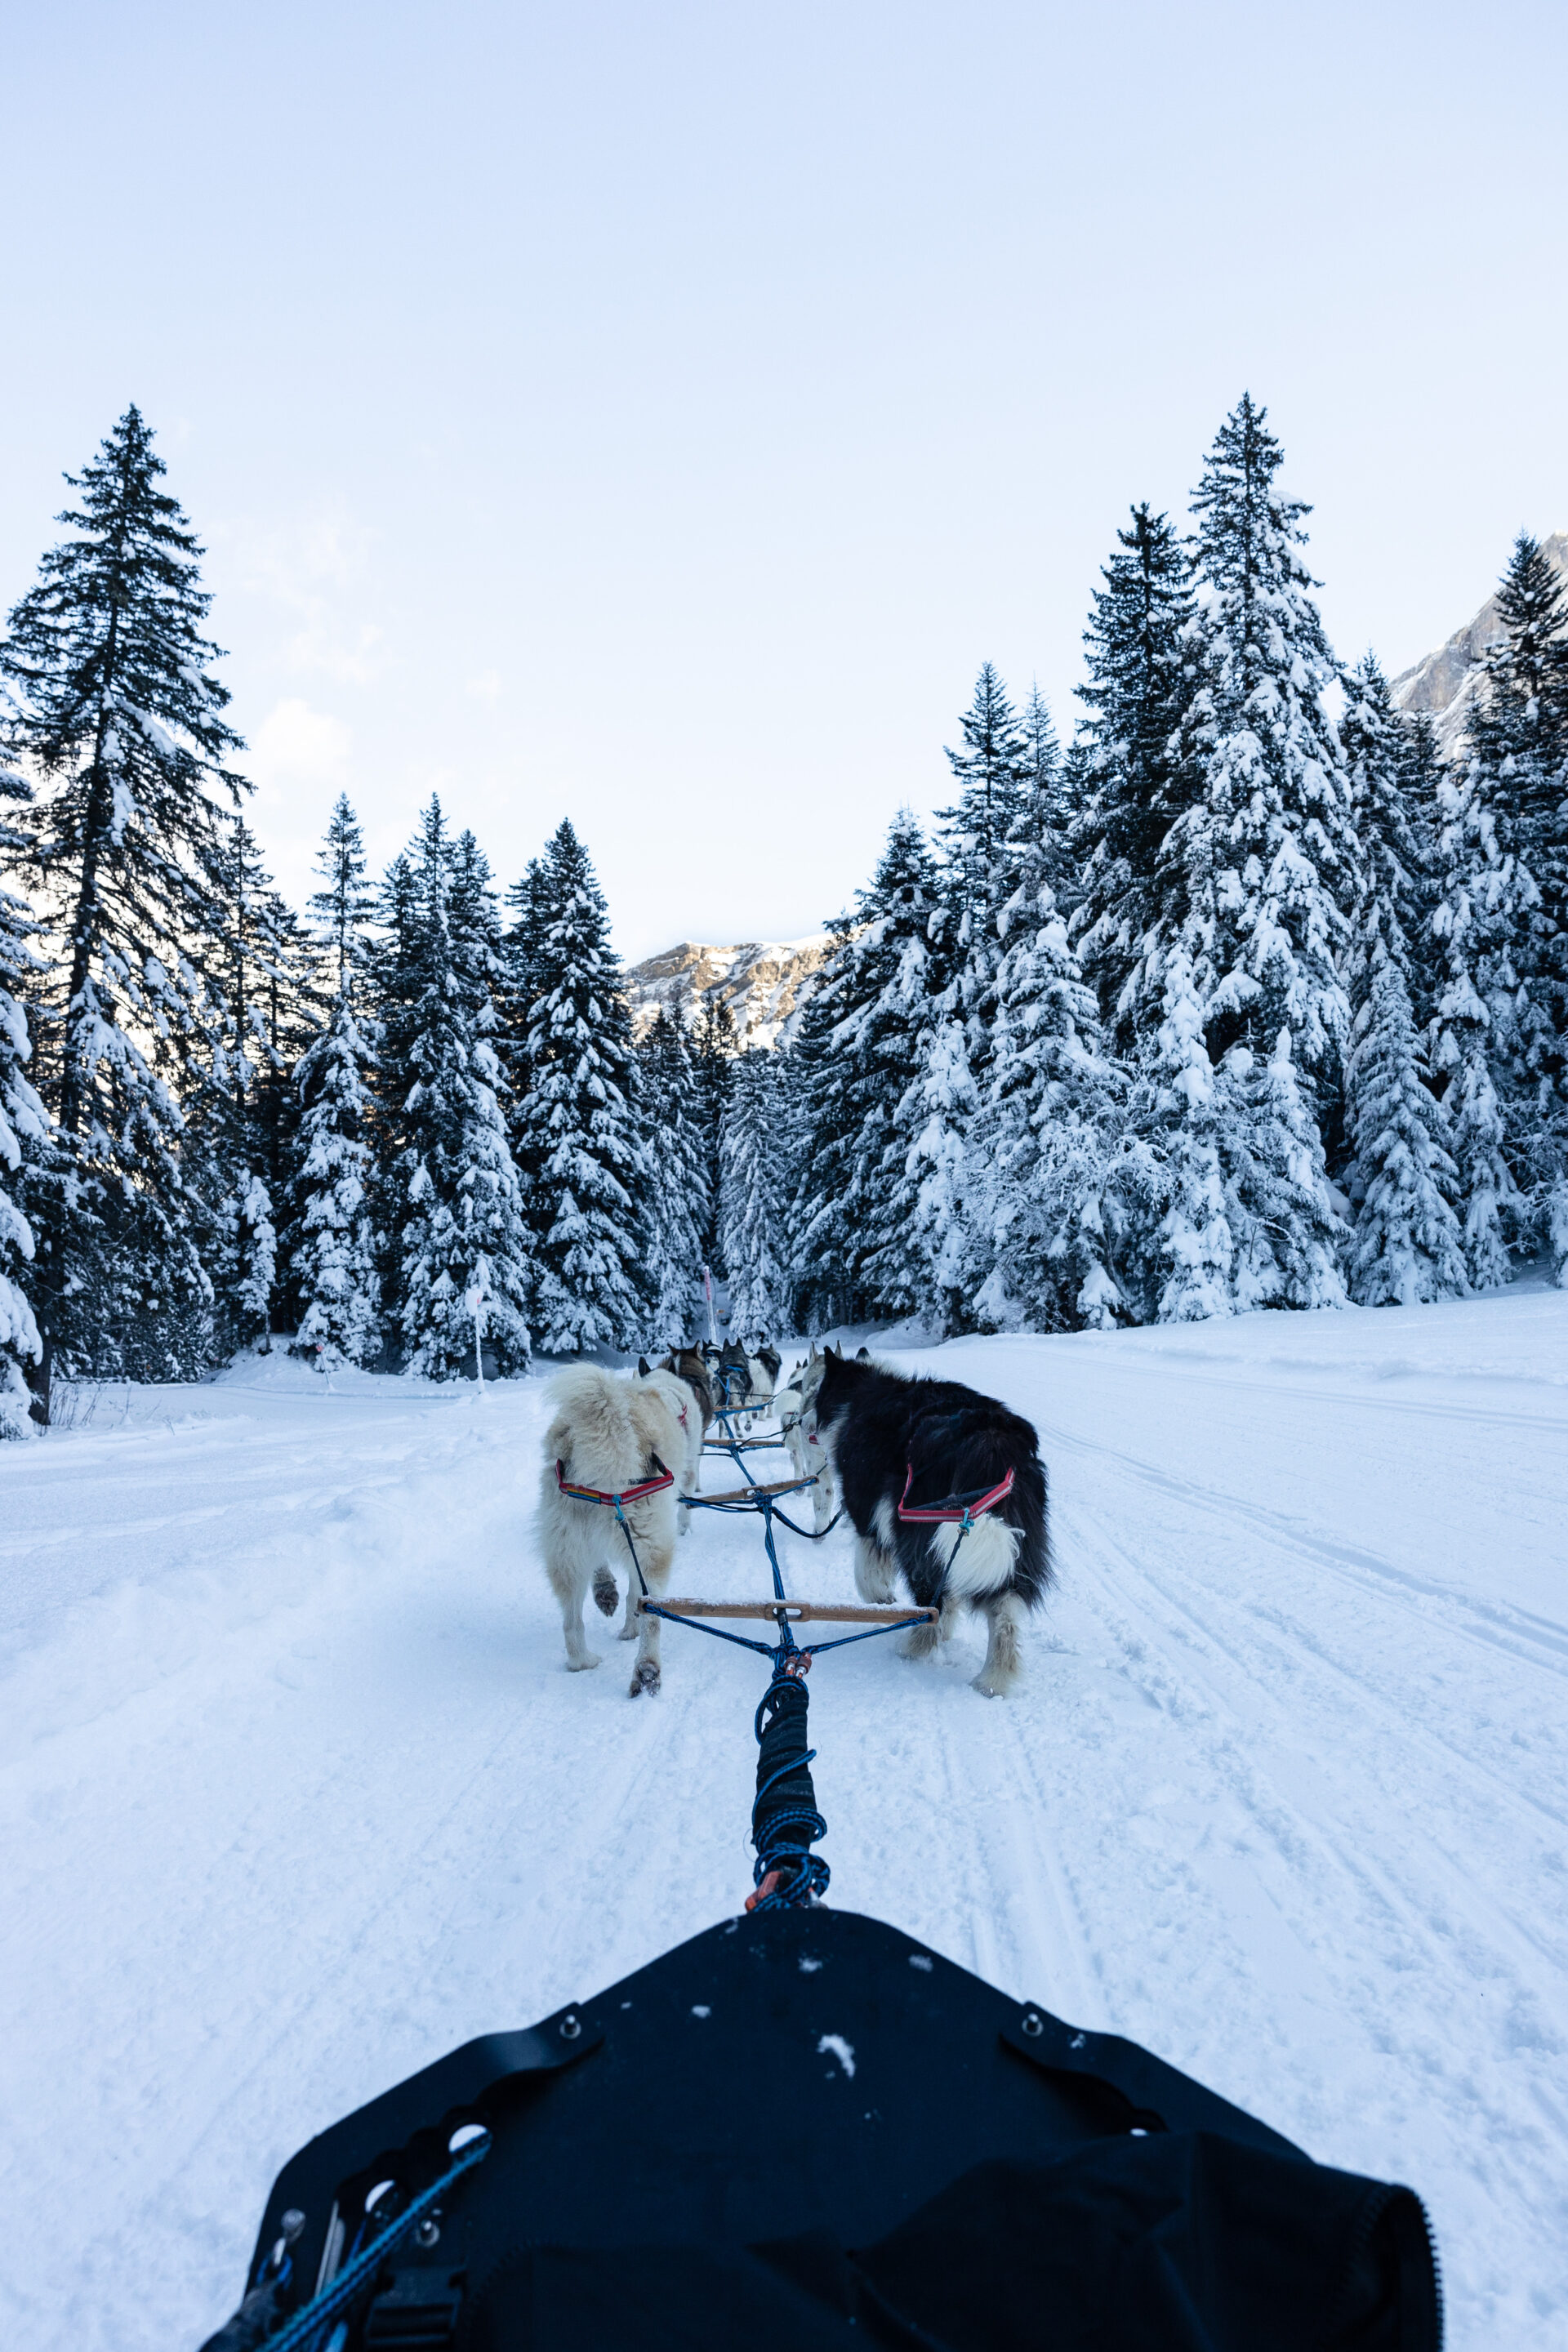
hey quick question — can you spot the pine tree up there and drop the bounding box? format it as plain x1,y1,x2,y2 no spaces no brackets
1126,397,1358,1320
814,817,949,1322
0,759,47,1433
199,814,306,1357
292,987,380,1368
1339,655,1466,1303
1452,534,1568,1270
969,825,1129,1334
366,848,425,1330
639,1009,710,1344
935,664,1027,1071
1072,503,1196,1050
1151,396,1356,1080
399,804,531,1377
515,820,649,1353
0,408,243,1406
691,991,738,1275
1427,533,1568,1283
1345,951,1468,1305
777,927,858,1333
718,1049,789,1337
1222,1033,1348,1311
1148,949,1233,1321
292,800,381,1368
310,793,377,991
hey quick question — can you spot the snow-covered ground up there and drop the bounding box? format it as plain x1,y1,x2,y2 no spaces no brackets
3,1293,1566,2349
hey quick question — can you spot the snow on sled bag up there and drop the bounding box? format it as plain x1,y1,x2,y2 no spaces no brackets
206,1907,1441,2352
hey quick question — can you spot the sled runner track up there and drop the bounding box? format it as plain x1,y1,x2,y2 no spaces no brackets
1060,1491,1568,1998
1056,1472,1568,1854
1089,1352,1568,1439
1032,1410,1568,1681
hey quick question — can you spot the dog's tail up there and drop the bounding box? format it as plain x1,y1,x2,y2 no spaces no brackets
546,1364,645,1490
909,1411,1050,1608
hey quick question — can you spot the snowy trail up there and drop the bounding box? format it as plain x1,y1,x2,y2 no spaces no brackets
3,1297,1566,2348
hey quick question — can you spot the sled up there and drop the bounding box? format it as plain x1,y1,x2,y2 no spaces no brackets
205,1906,1442,2352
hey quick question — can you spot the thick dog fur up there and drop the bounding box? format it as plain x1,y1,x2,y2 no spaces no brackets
540,1361,707,1695
800,1349,1049,1696
774,1356,840,1535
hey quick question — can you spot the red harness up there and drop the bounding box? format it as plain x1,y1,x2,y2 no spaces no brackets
556,1459,675,1511
896,1463,1015,1525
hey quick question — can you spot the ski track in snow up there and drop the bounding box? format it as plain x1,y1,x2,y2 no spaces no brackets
2,1294,1566,2348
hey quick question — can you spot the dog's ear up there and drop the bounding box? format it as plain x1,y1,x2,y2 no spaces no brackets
826,1343,840,1360
856,1345,870,1361
638,1356,651,1377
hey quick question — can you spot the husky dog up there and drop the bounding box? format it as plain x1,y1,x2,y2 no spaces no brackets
799,1349,1049,1696
774,1348,840,1534
540,1361,707,1695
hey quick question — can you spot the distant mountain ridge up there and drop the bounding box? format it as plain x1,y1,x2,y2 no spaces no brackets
1392,528,1568,754
624,934,835,1048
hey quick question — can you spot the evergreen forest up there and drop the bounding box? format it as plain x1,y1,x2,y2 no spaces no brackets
2,397,1566,1425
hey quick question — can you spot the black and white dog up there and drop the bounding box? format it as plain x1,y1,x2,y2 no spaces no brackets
799,1348,1049,1696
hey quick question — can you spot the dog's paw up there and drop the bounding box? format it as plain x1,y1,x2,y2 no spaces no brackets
592,1576,617,1618
969,1668,1009,1698
629,1657,662,1697
618,1618,640,1641
567,1651,602,1673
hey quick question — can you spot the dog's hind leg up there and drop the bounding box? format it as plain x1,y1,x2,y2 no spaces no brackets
592,1567,618,1618
853,1535,897,1606
972,1589,1024,1697
629,1534,673,1697
547,1554,601,1673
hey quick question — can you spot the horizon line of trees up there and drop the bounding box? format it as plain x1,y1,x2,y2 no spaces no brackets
1,398,1565,1430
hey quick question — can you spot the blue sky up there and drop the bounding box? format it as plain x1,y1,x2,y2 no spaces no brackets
4,1,1566,960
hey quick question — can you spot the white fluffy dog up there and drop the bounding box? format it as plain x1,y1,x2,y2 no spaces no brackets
540,1363,706,1695
775,1351,839,1535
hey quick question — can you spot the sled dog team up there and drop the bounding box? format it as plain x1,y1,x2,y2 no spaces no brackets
540,1343,1050,1699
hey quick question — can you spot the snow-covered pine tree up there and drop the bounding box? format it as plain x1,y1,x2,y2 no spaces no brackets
1339,655,1466,1303
969,804,1130,1334
1154,395,1356,1079
0,758,47,1433
515,819,649,1353
1221,1032,1348,1312
1396,711,1448,1033
311,792,377,991
1071,503,1196,1054
367,847,425,1325
292,982,380,1369
692,991,738,1276
291,798,381,1369
199,814,305,1359
815,816,950,1323
399,804,531,1377
776,923,858,1332
1129,397,1357,1318
639,1007,710,1343
935,664,1028,1077
1345,951,1468,1305
0,406,243,1406
718,1048,789,1337
1430,534,1568,1283
1148,948,1234,1321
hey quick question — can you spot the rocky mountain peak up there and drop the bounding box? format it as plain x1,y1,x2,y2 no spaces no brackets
623,933,835,1049
1392,528,1568,753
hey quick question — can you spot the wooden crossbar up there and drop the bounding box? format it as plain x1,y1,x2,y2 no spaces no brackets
655,1598,938,1624
697,1476,815,1504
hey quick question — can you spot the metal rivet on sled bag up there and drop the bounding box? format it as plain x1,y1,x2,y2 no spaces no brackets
1022,2011,1044,2038
279,2208,306,2243
416,2216,442,2247
559,2013,581,2040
